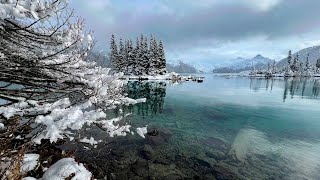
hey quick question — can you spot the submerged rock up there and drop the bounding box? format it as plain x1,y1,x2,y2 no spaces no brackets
205,151,227,161
212,165,238,180
147,129,159,136
142,144,155,160
132,159,149,177
146,128,172,146
204,137,229,151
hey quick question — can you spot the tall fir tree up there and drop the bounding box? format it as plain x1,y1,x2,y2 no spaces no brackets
152,36,159,74
127,39,135,75
118,37,125,72
292,54,299,72
305,53,311,73
148,35,157,75
109,34,118,71
287,50,292,64
133,37,141,75
158,40,166,75
272,60,276,74
316,58,320,73
142,37,149,75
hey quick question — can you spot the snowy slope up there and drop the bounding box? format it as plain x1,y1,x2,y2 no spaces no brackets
166,60,229,73
277,46,320,68
212,55,274,73
166,60,198,73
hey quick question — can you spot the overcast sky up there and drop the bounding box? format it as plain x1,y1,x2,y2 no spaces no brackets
70,0,320,64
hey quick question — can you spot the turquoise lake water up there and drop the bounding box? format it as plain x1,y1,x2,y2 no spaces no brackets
75,75,320,179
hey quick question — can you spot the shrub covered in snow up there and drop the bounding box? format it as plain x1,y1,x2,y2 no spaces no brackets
0,0,146,179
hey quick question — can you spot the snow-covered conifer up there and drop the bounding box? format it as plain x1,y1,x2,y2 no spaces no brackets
316,58,320,73
110,34,118,71
272,60,277,74
158,40,167,75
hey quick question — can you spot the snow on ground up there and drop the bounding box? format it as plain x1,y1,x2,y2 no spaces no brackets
0,123,4,129
123,72,179,80
22,177,36,180
21,154,40,173
136,126,148,138
42,158,92,180
80,137,101,146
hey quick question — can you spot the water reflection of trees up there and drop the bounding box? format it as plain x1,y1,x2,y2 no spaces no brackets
249,78,320,101
123,81,167,117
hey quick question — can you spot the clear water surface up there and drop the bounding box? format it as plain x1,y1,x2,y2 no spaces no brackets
72,75,320,179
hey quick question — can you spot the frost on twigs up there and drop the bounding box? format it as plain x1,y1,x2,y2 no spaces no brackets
0,0,147,144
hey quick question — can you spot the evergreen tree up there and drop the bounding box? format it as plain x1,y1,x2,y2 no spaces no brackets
127,39,135,75
152,37,159,74
291,54,299,72
272,60,276,74
316,58,320,73
109,34,118,71
148,35,155,75
118,37,126,72
305,53,311,75
287,50,292,64
142,37,149,75
299,62,304,75
306,53,310,69
137,34,145,75
133,37,141,75
158,40,166,75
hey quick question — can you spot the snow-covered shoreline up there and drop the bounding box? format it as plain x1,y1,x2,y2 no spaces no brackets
121,72,205,81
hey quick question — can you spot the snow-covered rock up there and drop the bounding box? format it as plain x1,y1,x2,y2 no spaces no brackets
42,158,92,180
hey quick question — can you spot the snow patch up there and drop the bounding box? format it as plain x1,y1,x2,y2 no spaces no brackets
80,137,100,146
136,126,148,138
42,158,92,180
21,154,39,173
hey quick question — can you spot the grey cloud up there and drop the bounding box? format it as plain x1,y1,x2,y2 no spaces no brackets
100,0,320,48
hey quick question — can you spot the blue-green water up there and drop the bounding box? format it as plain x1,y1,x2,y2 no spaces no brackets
77,76,320,179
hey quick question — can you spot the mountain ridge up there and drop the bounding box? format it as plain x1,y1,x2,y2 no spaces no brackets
277,45,320,68
212,54,274,73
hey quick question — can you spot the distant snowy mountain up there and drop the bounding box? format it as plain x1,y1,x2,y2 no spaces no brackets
192,63,222,73
277,45,320,68
212,55,274,73
166,60,198,73
167,60,229,73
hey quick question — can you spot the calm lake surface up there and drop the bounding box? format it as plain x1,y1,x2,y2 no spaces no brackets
73,75,320,179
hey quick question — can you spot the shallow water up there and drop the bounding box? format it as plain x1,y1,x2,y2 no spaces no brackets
73,75,320,179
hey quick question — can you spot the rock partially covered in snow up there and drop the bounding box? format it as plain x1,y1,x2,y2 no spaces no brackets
80,137,101,146
42,158,92,180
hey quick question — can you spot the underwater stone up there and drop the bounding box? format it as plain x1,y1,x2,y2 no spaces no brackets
142,144,155,160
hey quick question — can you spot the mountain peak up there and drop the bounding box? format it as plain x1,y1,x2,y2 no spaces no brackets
254,54,263,58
